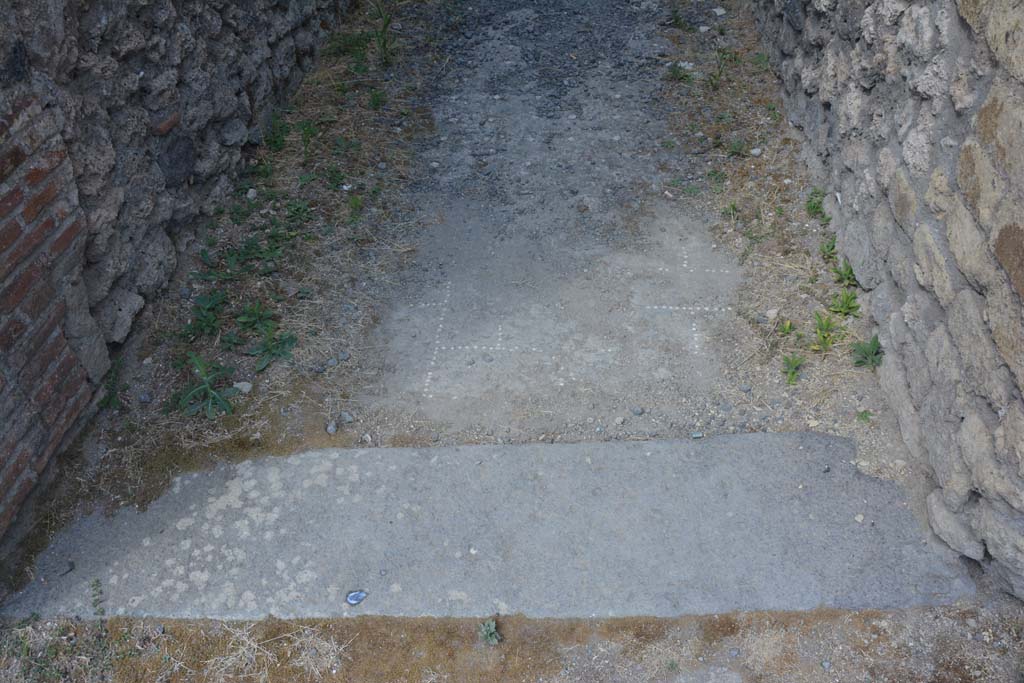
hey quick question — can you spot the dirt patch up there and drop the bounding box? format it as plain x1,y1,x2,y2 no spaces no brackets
2,604,1022,682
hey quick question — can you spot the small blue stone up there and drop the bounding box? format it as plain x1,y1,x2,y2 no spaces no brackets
346,590,367,606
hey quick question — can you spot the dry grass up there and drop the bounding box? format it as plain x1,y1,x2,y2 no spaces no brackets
1,607,1014,683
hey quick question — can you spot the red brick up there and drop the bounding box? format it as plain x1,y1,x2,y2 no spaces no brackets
0,473,38,537
0,216,53,281
42,382,91,457
0,219,20,254
0,439,37,504
0,258,42,315
49,216,84,257
41,362,88,429
21,330,66,385
24,148,66,187
0,144,28,185
153,111,181,136
18,279,55,318
34,351,77,417
20,181,59,224
0,316,27,352
0,187,23,219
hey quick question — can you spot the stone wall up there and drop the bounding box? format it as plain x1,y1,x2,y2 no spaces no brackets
0,0,350,538
754,0,1024,597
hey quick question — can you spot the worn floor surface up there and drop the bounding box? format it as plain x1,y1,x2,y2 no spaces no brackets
3,0,1023,681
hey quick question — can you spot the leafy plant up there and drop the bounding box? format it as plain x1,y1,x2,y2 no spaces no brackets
806,187,826,220
369,90,387,110
820,234,837,262
828,289,861,318
370,1,394,67
782,354,806,385
832,258,858,287
727,139,747,157
707,169,727,187
478,619,501,646
220,330,247,352
237,302,276,333
856,409,874,423
266,114,290,152
348,194,364,216
98,358,124,410
298,120,318,156
811,311,843,353
779,319,795,337
182,290,227,339
246,330,298,372
667,63,693,83
174,352,239,419
851,335,884,368
722,202,740,220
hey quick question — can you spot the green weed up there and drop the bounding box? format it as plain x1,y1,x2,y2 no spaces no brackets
478,619,501,646
782,354,806,385
811,311,843,353
832,258,858,287
173,352,240,419
369,90,387,110
370,1,394,67
805,187,831,225
856,409,874,423
722,202,740,220
727,139,747,157
851,335,884,368
236,302,277,334
266,114,290,153
181,291,227,340
820,234,837,262
98,358,124,410
779,319,795,337
246,330,298,372
828,289,861,318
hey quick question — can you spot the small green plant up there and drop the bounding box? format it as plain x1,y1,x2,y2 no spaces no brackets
220,330,246,352
722,202,740,220
182,290,227,340
667,660,680,672
829,289,861,318
667,63,693,83
669,8,685,29
98,358,124,410
91,579,105,617
751,52,770,69
348,194,364,216
369,90,387,110
323,164,346,187
661,139,676,150
782,354,806,385
286,199,312,224
237,302,276,333
727,138,747,157
298,120,319,156
324,31,371,62
805,187,826,220
478,619,501,646
811,311,843,353
246,330,298,372
707,169,727,187
820,234,837,262
174,352,239,419
856,409,874,423
266,114,290,152
370,1,394,67
779,319,795,337
832,258,859,287
851,335,884,368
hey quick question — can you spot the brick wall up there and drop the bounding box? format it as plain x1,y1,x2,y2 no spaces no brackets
0,95,91,537
0,0,353,541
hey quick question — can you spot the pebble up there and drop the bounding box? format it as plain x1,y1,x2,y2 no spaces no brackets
245,188,258,201
326,421,338,435
729,648,740,658
339,411,355,424
614,416,625,426
179,286,191,300
712,7,727,16
750,147,762,157
631,406,645,416
765,308,779,320
698,25,710,33
233,381,253,394
326,358,339,367
821,660,832,671
338,351,351,361
346,590,367,606
739,384,752,393
137,392,152,405
482,353,494,363
691,431,705,439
